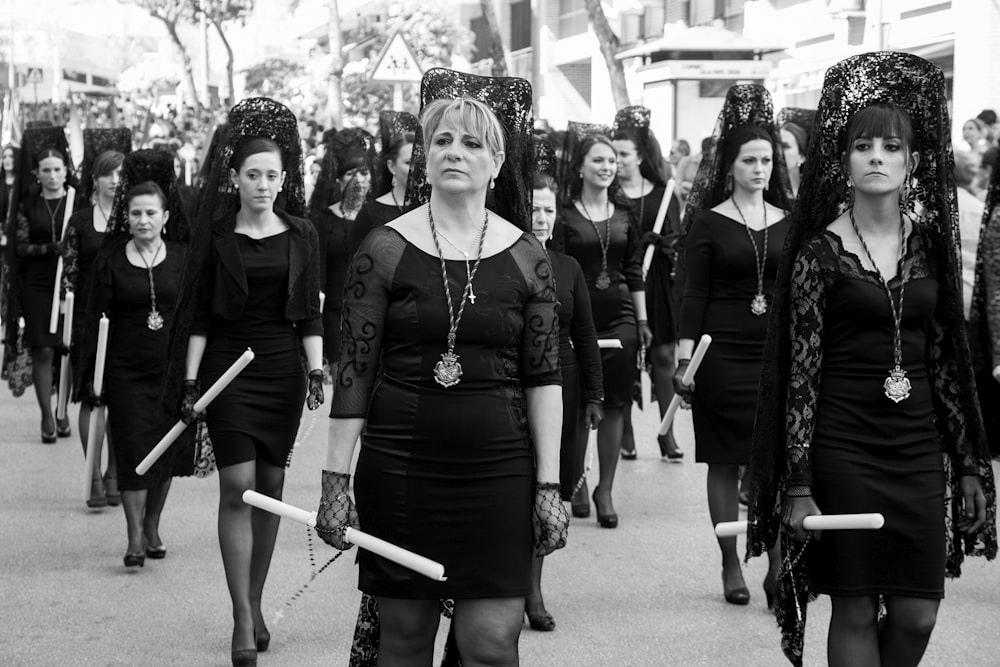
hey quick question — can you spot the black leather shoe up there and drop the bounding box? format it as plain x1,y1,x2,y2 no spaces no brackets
231,649,257,667
722,570,750,605
145,545,167,559
255,625,270,652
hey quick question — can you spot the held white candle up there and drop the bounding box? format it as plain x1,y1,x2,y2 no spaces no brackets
241,491,449,581
48,187,76,334
56,291,75,421
243,490,317,526
135,349,255,475
319,291,326,313
597,339,623,349
658,334,712,435
82,314,109,501
642,179,676,278
714,513,885,538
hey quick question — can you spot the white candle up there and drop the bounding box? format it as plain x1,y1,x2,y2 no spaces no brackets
56,291,75,421
49,187,76,334
597,339,623,349
642,179,676,278
241,491,449,581
658,334,712,435
135,349,255,475
82,314,109,501
714,513,885,538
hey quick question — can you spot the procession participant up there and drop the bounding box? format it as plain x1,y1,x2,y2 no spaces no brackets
970,146,1000,459
317,69,567,666
526,136,603,630
748,52,997,667
348,110,419,257
0,144,18,358
65,128,131,506
612,105,683,460
4,126,84,441
776,108,816,200
80,149,192,567
559,123,649,527
308,127,376,366
674,84,791,605
169,98,324,667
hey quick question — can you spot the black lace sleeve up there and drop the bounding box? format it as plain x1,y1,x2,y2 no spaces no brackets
14,208,57,258
981,209,1000,364
622,213,644,293
785,241,828,489
511,234,560,387
569,257,604,402
62,222,80,297
330,227,405,418
677,211,713,340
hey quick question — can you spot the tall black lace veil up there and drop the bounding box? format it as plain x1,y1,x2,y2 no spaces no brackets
163,98,304,414
101,149,191,250
969,148,1000,373
747,51,997,666
613,105,667,187
405,67,534,229
680,83,791,236
309,127,377,213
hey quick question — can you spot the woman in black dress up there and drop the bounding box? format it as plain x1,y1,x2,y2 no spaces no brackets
348,110,418,257
175,98,324,667
776,108,815,200
612,106,684,460
7,128,82,442
317,71,567,666
81,150,190,568
674,84,790,605
308,128,375,366
748,53,997,667
65,138,128,507
527,162,603,631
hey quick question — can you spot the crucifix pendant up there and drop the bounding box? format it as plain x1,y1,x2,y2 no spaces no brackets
467,284,476,304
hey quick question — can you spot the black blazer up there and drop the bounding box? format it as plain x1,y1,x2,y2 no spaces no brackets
192,210,323,337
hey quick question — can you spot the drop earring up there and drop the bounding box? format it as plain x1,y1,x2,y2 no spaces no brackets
489,177,495,190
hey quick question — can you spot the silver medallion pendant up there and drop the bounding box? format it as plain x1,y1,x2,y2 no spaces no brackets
434,351,463,388
883,366,911,403
750,293,768,316
595,271,611,290
147,309,164,331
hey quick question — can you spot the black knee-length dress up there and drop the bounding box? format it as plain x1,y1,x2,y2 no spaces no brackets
679,210,789,463
561,205,643,409
332,226,560,599
86,240,190,490
15,194,70,347
786,227,959,597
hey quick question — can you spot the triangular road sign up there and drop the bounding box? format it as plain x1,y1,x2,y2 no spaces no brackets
370,30,424,83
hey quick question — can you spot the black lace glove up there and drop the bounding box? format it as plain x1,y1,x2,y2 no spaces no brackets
533,482,569,557
306,369,324,410
84,382,104,408
316,470,358,550
180,380,202,425
56,341,71,356
672,358,693,403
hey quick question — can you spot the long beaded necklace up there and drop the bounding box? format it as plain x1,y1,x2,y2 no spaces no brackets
427,206,488,388
434,220,486,305
731,196,769,316
849,209,909,403
135,240,165,331
43,195,64,242
579,198,612,290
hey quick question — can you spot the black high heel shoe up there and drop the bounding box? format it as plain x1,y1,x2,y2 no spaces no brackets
763,569,778,610
722,569,750,605
56,417,71,438
592,488,618,528
123,552,145,568
255,624,270,652
231,648,257,667
658,434,684,460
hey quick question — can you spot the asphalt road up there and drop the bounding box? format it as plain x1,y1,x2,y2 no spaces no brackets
1,389,998,666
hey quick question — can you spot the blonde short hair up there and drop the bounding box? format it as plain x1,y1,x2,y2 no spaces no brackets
420,98,505,157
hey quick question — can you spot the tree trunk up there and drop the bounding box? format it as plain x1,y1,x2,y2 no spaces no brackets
326,0,344,129
582,0,630,109
479,0,508,77
211,20,236,107
160,18,204,112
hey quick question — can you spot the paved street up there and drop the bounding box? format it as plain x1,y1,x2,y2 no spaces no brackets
1,389,998,666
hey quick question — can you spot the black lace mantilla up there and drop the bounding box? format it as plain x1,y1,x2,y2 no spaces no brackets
310,127,377,212
533,134,557,180
78,128,132,202
405,68,533,230
105,149,191,246
747,51,997,667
